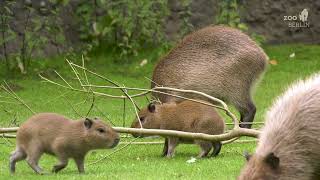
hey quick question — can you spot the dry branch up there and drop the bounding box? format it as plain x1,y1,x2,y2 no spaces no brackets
1,134,16,138
36,60,262,143
0,127,18,133
1,81,35,114
0,126,259,141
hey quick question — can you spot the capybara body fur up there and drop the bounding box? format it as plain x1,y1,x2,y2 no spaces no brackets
10,113,120,174
151,26,267,128
238,73,320,180
131,100,225,158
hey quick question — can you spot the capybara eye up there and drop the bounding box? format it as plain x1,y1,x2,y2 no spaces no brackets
97,128,105,133
139,117,145,123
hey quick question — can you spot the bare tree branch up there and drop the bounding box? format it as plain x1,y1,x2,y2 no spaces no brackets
33,60,262,143
1,81,35,114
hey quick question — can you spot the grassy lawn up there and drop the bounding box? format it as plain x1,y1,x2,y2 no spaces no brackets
0,44,319,179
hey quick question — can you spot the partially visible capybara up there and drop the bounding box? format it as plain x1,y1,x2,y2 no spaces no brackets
238,73,320,180
9,113,120,174
131,100,225,158
151,25,268,128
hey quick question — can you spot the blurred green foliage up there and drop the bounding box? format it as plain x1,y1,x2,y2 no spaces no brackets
216,0,265,45
76,0,171,62
0,0,266,76
0,0,66,75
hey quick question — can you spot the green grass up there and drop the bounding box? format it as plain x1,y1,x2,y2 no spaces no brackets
0,44,320,179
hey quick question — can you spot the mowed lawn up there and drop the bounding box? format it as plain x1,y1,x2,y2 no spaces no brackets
0,44,319,179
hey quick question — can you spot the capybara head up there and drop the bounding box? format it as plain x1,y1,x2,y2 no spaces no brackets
130,103,161,137
84,118,120,148
238,152,280,180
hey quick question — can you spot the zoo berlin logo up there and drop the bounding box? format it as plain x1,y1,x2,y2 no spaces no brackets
283,9,310,28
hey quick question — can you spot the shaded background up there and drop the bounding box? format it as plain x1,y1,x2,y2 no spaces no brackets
0,0,318,59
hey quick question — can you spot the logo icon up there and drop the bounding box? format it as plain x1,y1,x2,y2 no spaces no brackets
299,9,308,22
283,9,310,28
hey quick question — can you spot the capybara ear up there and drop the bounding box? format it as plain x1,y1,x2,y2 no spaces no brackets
148,103,156,113
243,151,251,161
264,152,280,170
84,118,93,129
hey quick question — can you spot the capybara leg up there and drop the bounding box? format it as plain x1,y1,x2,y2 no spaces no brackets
196,141,212,158
26,150,43,174
237,100,256,129
166,137,179,158
9,148,27,173
52,155,68,173
74,157,85,173
211,142,222,157
162,138,168,157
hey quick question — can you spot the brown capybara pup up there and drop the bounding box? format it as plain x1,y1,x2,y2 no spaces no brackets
238,73,320,180
131,100,225,158
9,113,120,174
151,25,268,128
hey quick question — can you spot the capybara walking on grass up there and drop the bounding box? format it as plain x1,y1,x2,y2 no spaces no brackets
10,113,120,174
131,100,225,158
151,26,268,128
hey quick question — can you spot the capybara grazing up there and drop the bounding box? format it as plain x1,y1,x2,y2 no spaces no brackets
238,73,320,180
151,25,268,128
131,100,225,158
9,113,120,174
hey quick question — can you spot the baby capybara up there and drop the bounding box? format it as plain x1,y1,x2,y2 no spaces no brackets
151,25,268,128
238,73,320,180
131,100,225,158
9,113,120,174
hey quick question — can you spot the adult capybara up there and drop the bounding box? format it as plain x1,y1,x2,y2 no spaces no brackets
151,25,268,128
238,73,320,180
9,113,120,174
131,100,225,158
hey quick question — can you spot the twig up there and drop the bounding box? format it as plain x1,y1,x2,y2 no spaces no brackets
88,137,139,165
1,81,35,114
54,70,73,88
86,92,95,117
0,101,20,104
93,105,115,126
81,55,95,118
123,98,126,127
42,91,71,105
69,62,143,128
1,134,14,146
113,127,259,140
64,97,82,118
0,127,18,133
37,60,261,143
0,126,259,140
0,134,16,138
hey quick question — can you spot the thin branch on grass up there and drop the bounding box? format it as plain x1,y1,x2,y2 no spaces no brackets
42,91,71,105
63,97,82,118
93,105,115,126
0,100,20,104
1,134,16,138
0,125,259,141
54,70,73,89
69,62,143,128
1,81,35,114
1,134,14,146
123,98,126,127
88,137,139,165
36,61,261,143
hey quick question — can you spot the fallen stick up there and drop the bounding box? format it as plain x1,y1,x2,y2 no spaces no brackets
0,126,259,142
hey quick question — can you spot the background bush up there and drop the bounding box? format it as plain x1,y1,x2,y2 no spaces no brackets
0,0,264,76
